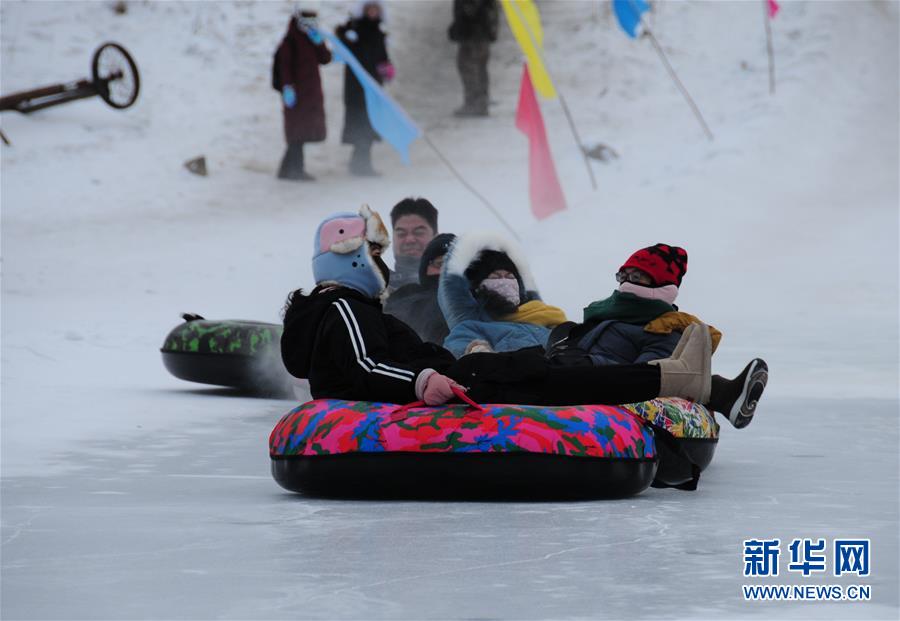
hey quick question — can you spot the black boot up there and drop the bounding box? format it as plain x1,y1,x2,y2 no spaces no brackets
349,142,378,177
708,359,769,429
278,142,314,181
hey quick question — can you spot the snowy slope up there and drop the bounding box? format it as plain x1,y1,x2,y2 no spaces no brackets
1,1,898,619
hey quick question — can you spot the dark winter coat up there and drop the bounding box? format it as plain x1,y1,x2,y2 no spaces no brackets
547,320,683,367
448,0,499,43
546,292,721,367
384,277,450,346
278,18,332,144
282,286,454,404
337,17,389,146
281,286,661,406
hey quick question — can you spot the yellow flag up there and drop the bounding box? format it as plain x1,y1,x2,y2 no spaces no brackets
500,0,557,99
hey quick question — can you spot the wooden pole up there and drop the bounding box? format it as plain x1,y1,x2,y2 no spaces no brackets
423,134,520,241
644,28,714,141
763,0,776,94
558,93,598,190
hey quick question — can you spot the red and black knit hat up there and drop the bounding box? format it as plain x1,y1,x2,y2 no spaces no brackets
619,244,688,287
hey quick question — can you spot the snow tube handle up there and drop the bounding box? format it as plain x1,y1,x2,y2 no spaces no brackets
452,386,485,414
389,387,485,423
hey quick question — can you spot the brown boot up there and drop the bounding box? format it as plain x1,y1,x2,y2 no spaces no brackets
650,322,712,403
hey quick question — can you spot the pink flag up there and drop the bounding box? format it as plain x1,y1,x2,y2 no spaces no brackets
515,65,566,220
767,0,780,19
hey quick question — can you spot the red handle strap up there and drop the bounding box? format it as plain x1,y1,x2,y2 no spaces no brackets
451,385,486,415
388,387,485,423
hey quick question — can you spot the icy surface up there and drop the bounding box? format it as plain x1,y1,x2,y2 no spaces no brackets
2,1,898,619
2,397,898,619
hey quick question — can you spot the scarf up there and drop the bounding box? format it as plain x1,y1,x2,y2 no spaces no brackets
583,290,675,325
501,300,568,328
390,255,420,289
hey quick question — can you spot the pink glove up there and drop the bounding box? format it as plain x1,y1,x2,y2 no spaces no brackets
422,372,465,406
377,61,396,82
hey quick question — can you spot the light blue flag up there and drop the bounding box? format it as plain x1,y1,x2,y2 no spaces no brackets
612,0,650,39
316,29,421,164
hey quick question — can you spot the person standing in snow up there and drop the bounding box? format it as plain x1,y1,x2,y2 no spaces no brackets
448,0,498,117
384,233,457,345
275,10,332,181
438,233,567,357
280,206,768,426
387,197,438,293
337,1,394,176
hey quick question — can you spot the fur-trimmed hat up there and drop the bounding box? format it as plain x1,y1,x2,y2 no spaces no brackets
464,250,520,289
619,243,688,287
444,232,541,303
312,205,391,297
390,197,438,233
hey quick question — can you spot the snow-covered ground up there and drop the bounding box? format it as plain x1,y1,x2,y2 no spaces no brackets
1,1,897,619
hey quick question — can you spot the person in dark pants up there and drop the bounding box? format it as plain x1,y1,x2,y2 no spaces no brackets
448,0,498,117
275,10,332,181
281,207,768,427
337,2,394,176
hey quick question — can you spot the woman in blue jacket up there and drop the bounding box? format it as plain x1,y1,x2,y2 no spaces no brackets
438,233,567,358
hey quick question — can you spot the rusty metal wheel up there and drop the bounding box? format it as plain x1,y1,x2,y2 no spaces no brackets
92,42,140,109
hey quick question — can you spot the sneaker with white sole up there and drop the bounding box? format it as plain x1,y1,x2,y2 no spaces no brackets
710,359,769,429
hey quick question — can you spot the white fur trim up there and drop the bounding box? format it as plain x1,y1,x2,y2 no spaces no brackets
330,236,365,255
444,232,538,292
359,204,391,249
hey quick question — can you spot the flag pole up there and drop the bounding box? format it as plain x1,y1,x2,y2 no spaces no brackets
643,28,714,141
558,94,598,190
422,134,520,241
763,0,776,94
507,1,597,190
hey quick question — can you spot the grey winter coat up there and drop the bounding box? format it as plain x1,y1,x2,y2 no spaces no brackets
384,280,449,346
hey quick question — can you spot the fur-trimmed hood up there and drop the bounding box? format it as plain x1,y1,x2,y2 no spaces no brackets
444,232,540,301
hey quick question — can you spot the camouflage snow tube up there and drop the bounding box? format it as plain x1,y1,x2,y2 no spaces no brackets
269,399,660,499
161,314,291,395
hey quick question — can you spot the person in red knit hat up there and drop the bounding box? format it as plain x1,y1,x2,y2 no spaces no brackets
547,244,764,430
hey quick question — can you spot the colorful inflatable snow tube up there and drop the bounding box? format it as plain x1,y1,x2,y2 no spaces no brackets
620,398,719,489
161,314,291,395
269,397,659,499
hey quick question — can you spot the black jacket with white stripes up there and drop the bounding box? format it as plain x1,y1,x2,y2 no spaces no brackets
281,286,456,403
282,286,663,406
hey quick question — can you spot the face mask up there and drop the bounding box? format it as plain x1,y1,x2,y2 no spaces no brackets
480,278,520,307
618,281,679,305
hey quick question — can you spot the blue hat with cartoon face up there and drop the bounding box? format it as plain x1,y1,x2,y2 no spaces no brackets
312,206,391,298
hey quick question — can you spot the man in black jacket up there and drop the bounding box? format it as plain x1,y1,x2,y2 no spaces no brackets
282,207,767,429
448,0,498,117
